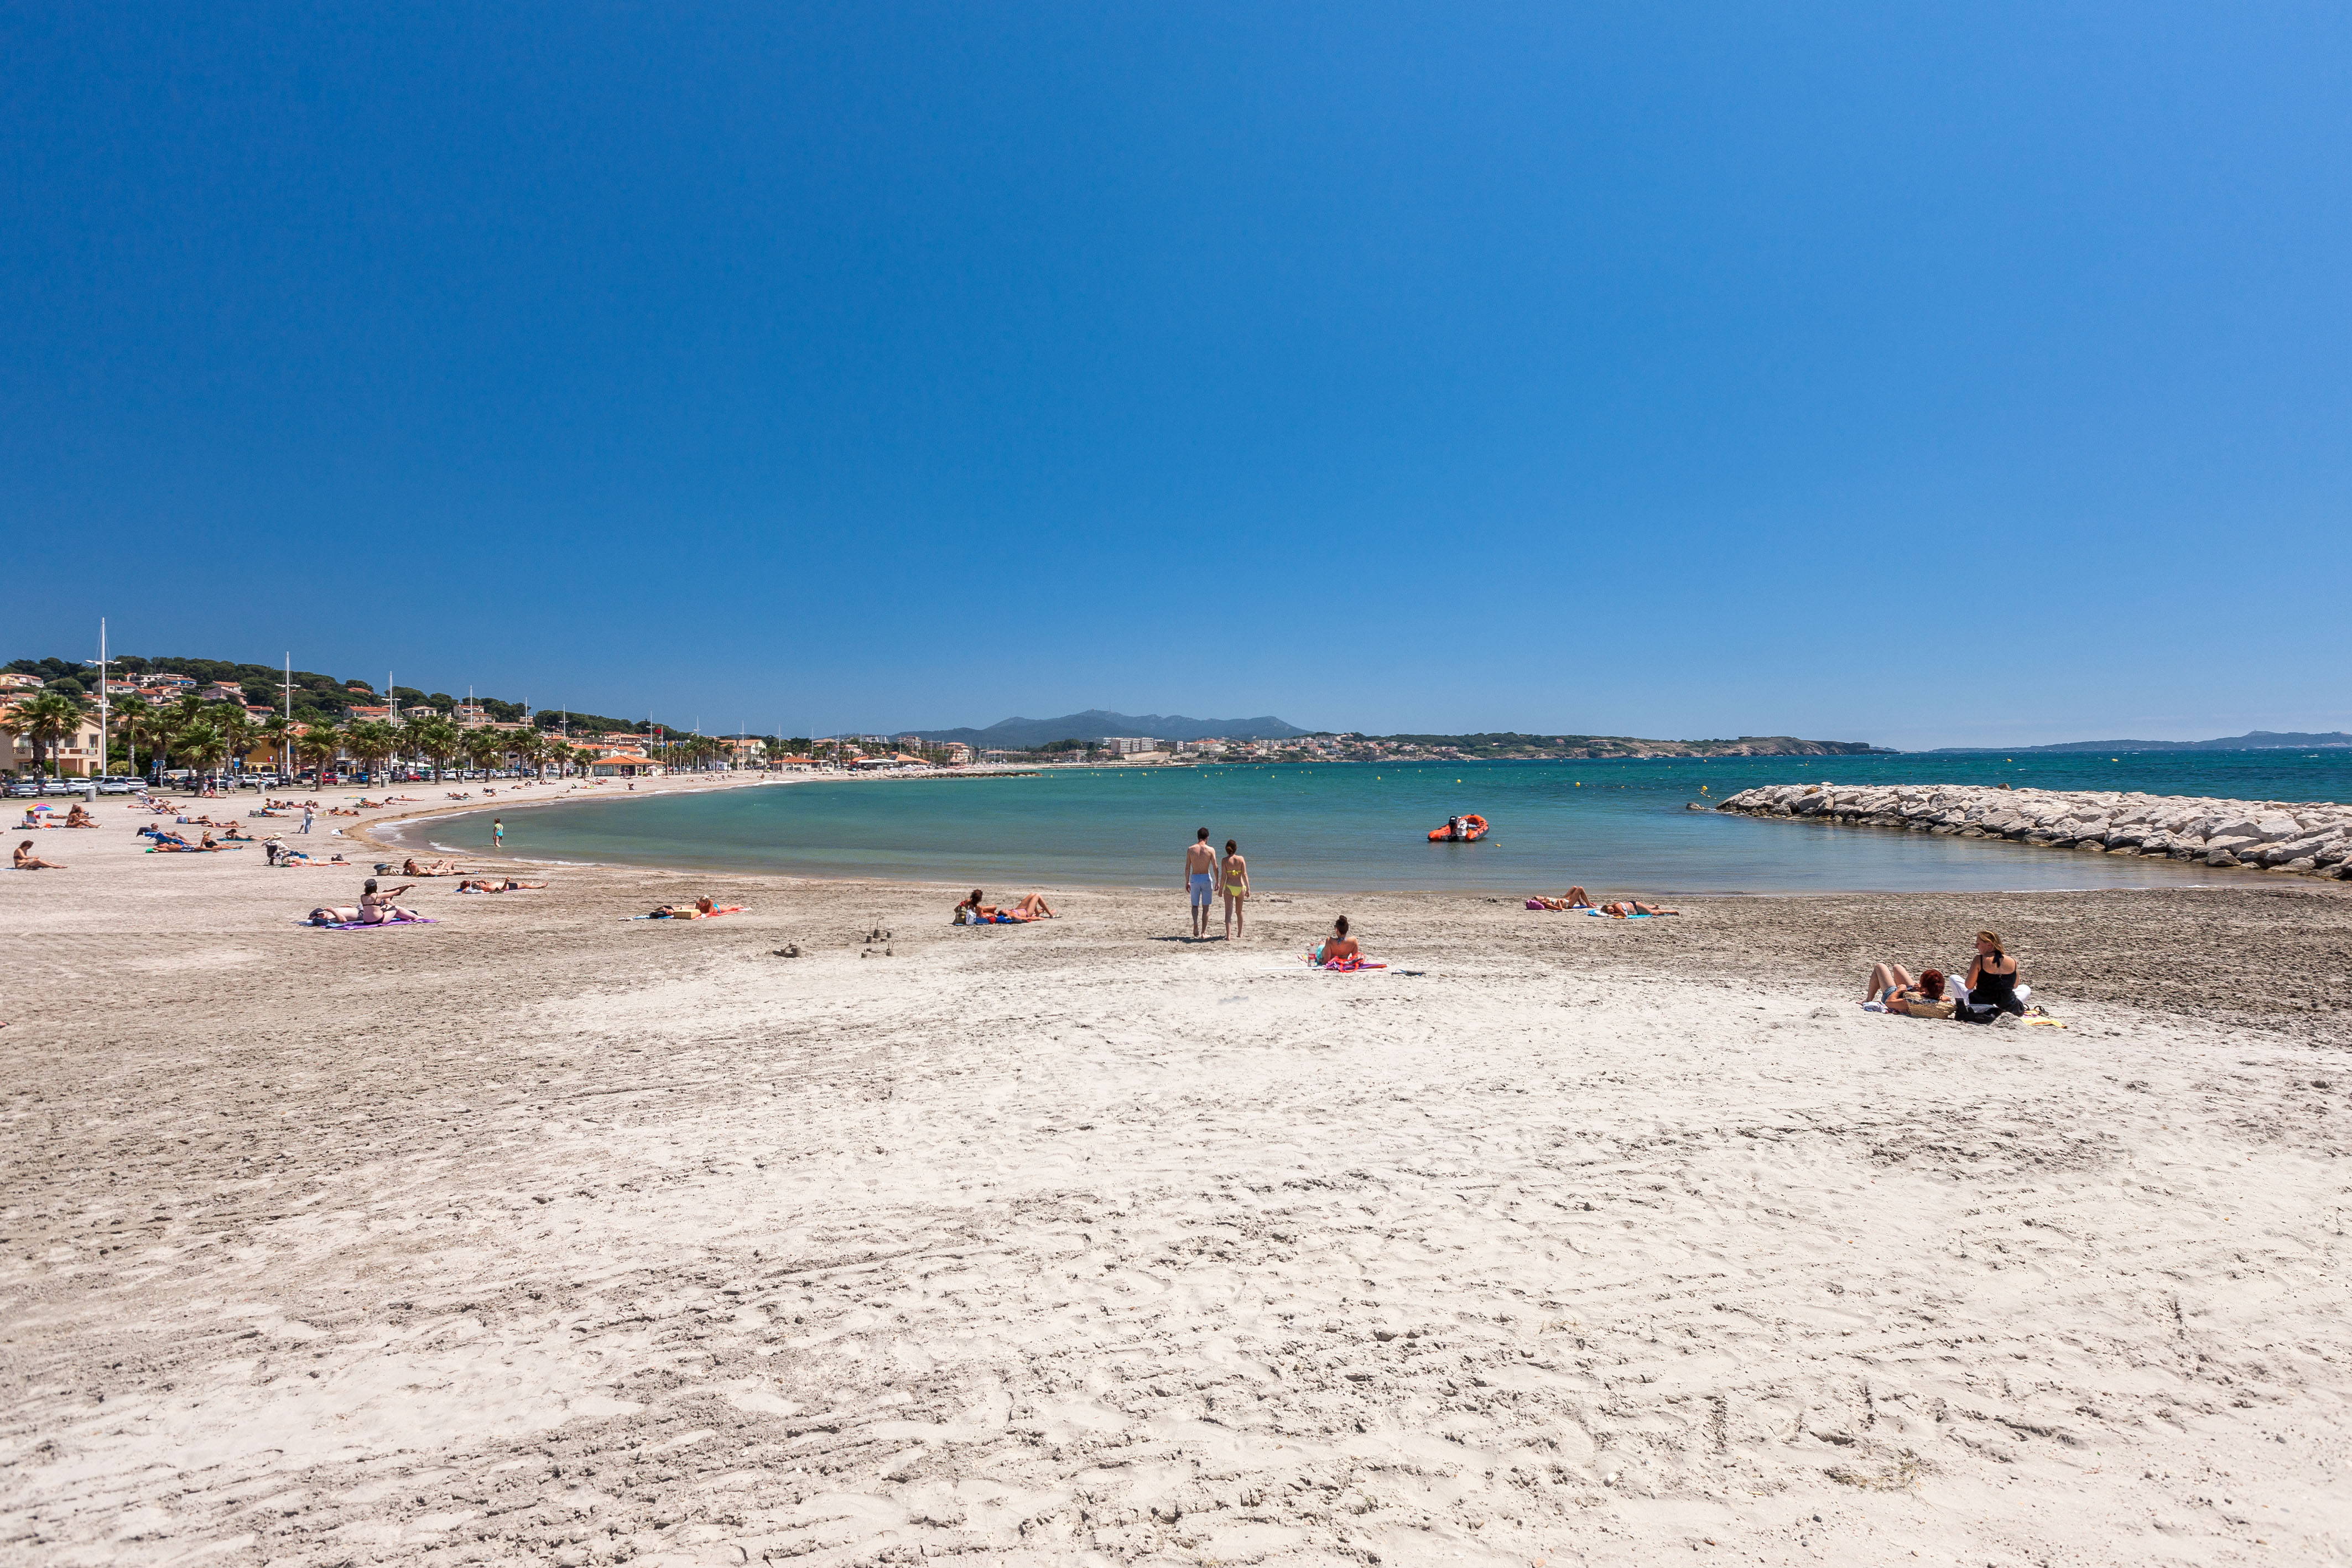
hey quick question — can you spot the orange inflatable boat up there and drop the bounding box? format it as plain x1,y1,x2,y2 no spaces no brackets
1429,814,1488,842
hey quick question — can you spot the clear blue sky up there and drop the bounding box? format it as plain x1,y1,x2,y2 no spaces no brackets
6,4,2346,748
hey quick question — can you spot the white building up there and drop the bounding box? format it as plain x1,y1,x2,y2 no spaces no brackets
1099,736,1162,756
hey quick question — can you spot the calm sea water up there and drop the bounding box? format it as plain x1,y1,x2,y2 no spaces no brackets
385,751,2352,895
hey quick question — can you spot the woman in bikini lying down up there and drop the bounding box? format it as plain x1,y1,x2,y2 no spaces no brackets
954,889,1057,923
457,878,548,892
1530,886,1596,910
403,857,468,877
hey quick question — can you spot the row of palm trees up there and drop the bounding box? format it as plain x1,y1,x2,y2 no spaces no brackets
8,688,626,785
11,684,762,785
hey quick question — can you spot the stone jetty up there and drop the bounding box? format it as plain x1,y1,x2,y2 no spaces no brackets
1711,782,2352,878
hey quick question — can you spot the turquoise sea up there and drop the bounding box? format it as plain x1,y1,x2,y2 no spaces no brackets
385,751,2352,895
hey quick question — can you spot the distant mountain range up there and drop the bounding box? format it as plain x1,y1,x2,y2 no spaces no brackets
1929,730,2352,754
894,710,1310,749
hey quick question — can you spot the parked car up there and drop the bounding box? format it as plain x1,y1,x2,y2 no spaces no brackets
4,779,44,798
95,777,139,795
43,778,84,795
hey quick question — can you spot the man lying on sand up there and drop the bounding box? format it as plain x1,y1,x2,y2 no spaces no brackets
457,878,548,893
644,898,743,919
15,840,65,870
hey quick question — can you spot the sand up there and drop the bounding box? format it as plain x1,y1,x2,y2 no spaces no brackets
4,778,2350,1565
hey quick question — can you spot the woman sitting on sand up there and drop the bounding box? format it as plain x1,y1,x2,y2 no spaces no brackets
15,840,65,870
1310,915,1360,968
1860,963,1952,1017
357,878,422,925
457,877,547,893
1964,930,2027,1018
63,804,97,827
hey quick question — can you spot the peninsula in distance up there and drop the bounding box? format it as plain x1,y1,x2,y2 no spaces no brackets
896,709,1890,760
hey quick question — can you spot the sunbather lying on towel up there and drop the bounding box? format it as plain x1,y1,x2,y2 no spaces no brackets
305,905,361,925
458,878,547,892
402,857,469,877
1598,899,1678,917
1861,962,1953,1017
644,898,743,919
1528,887,1596,910
954,889,1056,923
279,851,347,866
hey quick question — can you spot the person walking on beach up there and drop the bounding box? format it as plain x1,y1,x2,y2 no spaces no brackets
1221,838,1249,940
492,816,504,851
300,804,313,834
1185,827,1217,938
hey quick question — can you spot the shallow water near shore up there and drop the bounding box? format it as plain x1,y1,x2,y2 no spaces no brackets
384,752,2351,894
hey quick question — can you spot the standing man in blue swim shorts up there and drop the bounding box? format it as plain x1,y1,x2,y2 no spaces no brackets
1185,826,1217,939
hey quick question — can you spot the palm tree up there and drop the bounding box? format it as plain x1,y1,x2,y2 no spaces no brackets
460,727,504,779
342,719,398,784
176,722,228,789
111,691,154,776
9,689,92,777
295,726,341,784
261,713,294,777
408,716,462,782
215,705,258,781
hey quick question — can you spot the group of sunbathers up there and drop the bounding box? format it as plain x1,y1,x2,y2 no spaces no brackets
1860,930,2034,1022
18,805,98,829
1526,887,1677,915
954,889,1057,924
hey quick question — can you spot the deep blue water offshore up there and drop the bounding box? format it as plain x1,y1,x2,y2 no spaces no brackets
386,750,2352,896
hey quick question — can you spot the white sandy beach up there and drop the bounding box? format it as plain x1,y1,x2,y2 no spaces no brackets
4,780,2350,1565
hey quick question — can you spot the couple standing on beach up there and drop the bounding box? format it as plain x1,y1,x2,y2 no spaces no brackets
1185,827,1250,940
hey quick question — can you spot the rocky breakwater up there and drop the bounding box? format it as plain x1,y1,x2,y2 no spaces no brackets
1711,783,2352,878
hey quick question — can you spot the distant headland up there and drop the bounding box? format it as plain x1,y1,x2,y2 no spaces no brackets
1929,730,2352,754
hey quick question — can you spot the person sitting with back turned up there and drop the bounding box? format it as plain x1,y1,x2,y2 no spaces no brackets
1311,915,1360,968
1962,930,2028,1019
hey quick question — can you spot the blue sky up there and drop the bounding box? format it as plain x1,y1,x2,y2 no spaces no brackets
6,3,2347,748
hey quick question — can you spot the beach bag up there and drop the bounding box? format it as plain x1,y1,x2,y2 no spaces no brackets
1906,998,1955,1020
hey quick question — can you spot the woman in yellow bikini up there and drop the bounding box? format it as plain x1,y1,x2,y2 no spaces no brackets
1221,838,1249,939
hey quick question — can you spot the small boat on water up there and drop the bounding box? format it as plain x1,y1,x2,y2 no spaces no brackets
1428,814,1488,842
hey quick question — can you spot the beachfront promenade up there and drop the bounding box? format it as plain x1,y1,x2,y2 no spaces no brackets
3,772,2349,1565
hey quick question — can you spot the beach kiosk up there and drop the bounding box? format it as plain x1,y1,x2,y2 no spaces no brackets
587,749,663,779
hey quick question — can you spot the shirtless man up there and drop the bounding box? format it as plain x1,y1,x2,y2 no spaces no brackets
1184,827,1218,938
